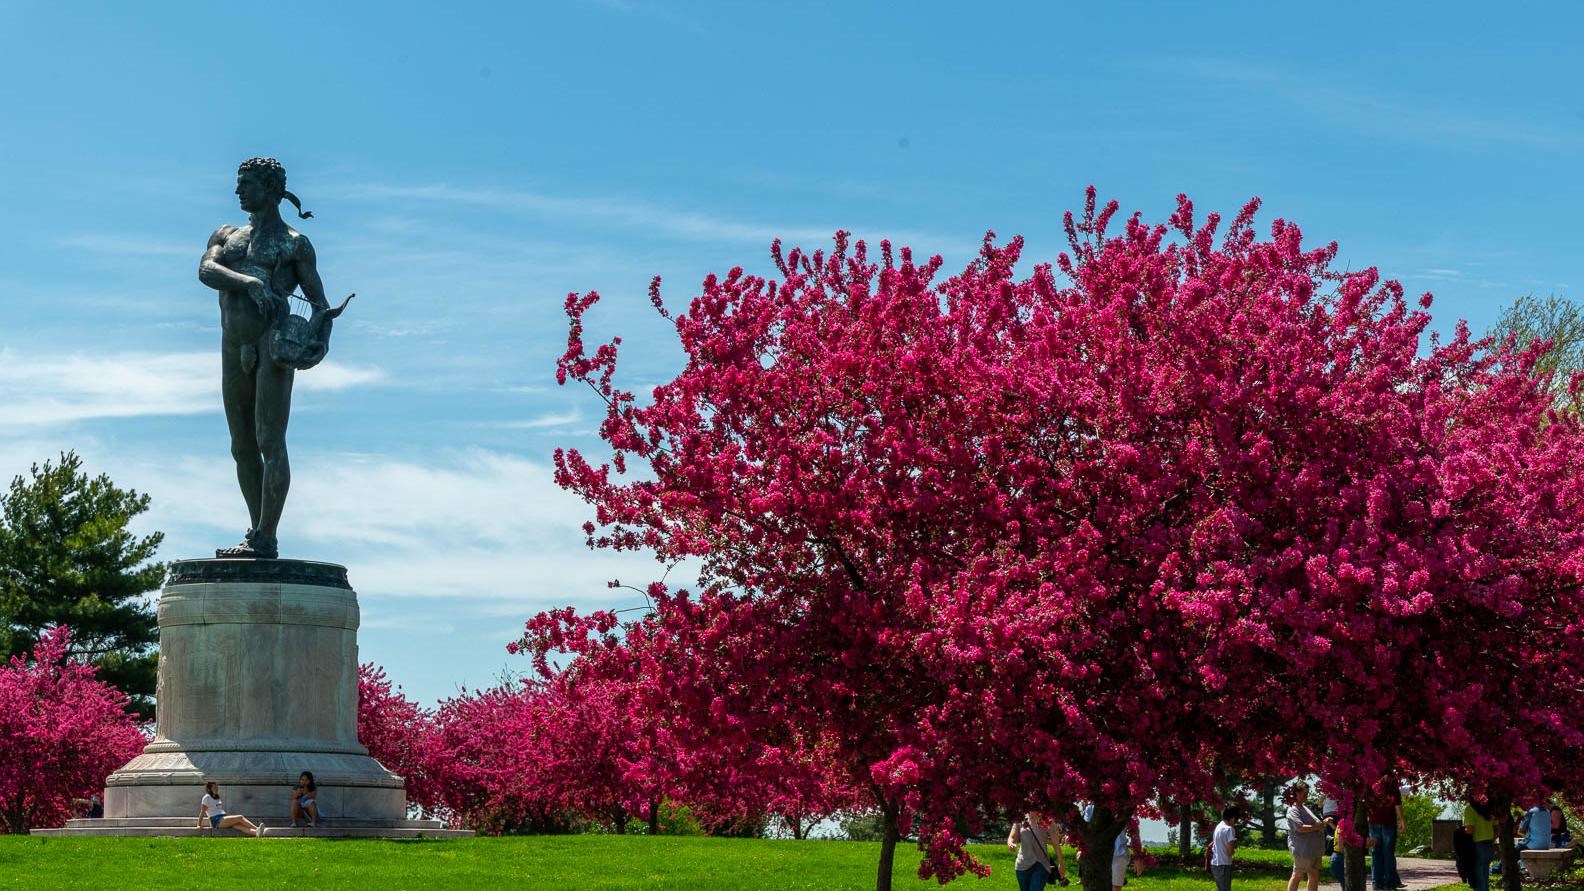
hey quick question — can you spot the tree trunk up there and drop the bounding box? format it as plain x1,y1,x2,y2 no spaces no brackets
647,798,660,835
1345,798,1368,891
875,801,901,891
613,805,628,835
1260,782,1279,847
792,815,806,841
1179,803,1193,859
1495,797,1522,891
1080,805,1134,891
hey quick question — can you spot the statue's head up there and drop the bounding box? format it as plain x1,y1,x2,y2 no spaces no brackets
235,157,312,219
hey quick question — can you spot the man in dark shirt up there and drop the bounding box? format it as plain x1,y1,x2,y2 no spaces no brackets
1367,781,1406,890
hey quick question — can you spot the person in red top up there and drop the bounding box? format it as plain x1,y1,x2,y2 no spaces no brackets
1366,780,1405,890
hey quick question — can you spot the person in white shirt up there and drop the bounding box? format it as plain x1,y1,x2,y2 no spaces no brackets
197,781,265,837
1211,806,1241,891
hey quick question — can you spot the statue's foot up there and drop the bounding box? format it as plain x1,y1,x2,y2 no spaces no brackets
250,534,279,559
214,530,279,560
215,529,254,558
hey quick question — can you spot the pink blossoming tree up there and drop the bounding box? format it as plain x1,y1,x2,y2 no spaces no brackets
426,683,564,833
0,627,146,832
525,190,1584,891
357,663,443,819
424,673,674,835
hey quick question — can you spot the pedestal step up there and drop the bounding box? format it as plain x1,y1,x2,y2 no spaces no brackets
65,817,450,829
32,818,473,839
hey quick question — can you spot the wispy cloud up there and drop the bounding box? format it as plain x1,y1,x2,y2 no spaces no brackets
306,362,385,391
0,438,676,703
0,430,670,608
1390,265,1516,295
1176,59,1584,150
327,182,952,249
496,409,581,430
0,350,384,426
118,448,675,605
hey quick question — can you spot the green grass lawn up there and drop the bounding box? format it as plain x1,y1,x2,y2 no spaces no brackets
0,837,1303,891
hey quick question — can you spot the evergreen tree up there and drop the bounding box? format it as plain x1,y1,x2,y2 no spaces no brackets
0,452,164,718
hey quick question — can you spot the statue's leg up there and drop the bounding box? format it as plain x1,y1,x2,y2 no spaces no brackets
220,339,263,531
252,344,296,553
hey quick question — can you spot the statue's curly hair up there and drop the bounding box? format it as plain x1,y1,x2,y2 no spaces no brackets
237,157,312,219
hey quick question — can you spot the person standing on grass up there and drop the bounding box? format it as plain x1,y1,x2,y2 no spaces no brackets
1333,814,1374,886
198,781,265,837
1211,806,1240,891
1453,812,1477,886
1367,779,1405,890
1081,803,1144,891
1287,782,1326,891
1321,796,1339,865
1009,811,1070,891
1389,786,1411,889
1462,800,1498,891
1049,813,1071,886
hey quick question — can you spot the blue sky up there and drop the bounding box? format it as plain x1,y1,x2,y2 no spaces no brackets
1,1,1581,707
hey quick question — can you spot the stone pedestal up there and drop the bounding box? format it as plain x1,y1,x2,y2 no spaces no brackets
34,558,469,838
1521,848,1577,881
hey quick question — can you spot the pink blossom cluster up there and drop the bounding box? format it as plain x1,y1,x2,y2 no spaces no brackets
356,662,849,835
0,627,146,832
521,189,1584,888
424,677,658,833
356,663,444,817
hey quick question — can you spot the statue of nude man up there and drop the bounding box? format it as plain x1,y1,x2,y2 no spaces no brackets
198,157,330,560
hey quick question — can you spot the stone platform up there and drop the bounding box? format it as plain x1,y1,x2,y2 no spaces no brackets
36,558,472,839
32,817,470,838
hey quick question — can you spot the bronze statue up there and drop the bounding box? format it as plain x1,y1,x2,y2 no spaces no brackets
199,158,353,559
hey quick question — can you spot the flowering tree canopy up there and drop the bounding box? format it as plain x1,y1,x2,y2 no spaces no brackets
423,673,675,835
0,627,146,832
525,190,1584,891
691,730,860,840
357,663,442,818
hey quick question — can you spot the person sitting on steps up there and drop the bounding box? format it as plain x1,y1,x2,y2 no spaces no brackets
291,771,323,828
198,781,265,837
